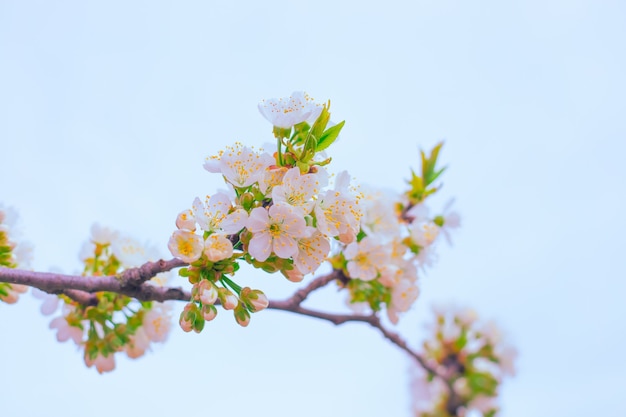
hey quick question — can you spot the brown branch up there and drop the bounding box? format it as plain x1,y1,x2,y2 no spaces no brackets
0,258,190,302
268,300,440,378
1,259,457,406
280,268,345,308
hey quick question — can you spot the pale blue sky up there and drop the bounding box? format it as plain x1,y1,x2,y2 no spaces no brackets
1,1,625,416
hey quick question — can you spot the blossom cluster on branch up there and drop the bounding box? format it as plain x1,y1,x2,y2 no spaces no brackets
33,224,173,373
0,204,32,303
411,306,517,417
0,92,515,416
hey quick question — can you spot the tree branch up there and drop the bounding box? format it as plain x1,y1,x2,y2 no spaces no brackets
1,259,455,405
0,258,190,302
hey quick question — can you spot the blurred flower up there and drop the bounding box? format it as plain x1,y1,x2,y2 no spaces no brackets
84,352,115,374
344,236,388,281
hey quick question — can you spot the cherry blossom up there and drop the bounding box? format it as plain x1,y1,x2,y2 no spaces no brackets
203,143,274,188
168,230,204,263
247,203,310,262
258,91,323,128
344,236,389,281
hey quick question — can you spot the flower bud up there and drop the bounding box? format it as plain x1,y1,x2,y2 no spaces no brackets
218,288,238,310
179,303,198,333
192,316,205,333
241,287,269,312
239,192,256,211
197,280,218,305
234,303,251,327
201,304,218,321
282,267,303,283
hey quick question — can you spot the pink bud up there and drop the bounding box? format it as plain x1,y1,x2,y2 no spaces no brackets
248,290,269,312
198,280,218,305
218,288,238,310
202,304,218,321
283,267,304,283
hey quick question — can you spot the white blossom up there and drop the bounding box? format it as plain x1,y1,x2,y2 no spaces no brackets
258,91,323,128
247,203,310,262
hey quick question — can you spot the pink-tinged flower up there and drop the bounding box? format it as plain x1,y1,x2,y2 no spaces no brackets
468,395,498,414
410,363,448,415
259,166,288,196
360,187,402,240
415,245,438,270
203,234,234,262
175,209,196,231
387,279,419,324
192,193,248,234
0,284,28,304
203,143,274,188
258,91,323,128
247,203,310,262
294,231,331,275
90,223,119,245
272,167,327,215
496,345,518,377
314,171,361,243
405,203,430,223
84,352,116,374
390,279,419,312
13,242,33,268
126,327,151,359
437,199,461,245
50,316,83,344
111,235,160,267
167,230,204,263
143,303,172,343
32,288,60,315
344,236,389,281
409,220,440,247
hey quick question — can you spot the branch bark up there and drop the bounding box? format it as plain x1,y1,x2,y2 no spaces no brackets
1,259,456,410
0,259,190,302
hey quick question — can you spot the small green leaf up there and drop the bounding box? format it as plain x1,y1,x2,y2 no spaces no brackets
310,104,331,140
316,120,345,152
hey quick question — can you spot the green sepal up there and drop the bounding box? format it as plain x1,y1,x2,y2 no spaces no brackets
272,126,291,139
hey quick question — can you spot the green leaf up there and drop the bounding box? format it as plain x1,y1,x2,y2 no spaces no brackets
316,120,345,152
422,142,446,186
310,104,331,140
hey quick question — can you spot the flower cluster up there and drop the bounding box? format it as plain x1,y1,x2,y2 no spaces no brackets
0,203,32,304
169,92,459,329
411,306,517,417
169,92,360,330
36,224,173,373
331,144,460,323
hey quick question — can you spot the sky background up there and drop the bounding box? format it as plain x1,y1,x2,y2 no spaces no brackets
1,1,625,416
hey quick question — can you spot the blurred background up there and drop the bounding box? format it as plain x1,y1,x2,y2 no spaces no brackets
1,1,625,416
